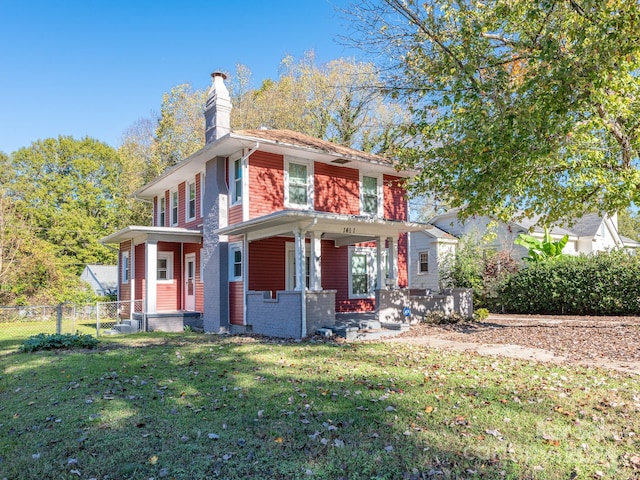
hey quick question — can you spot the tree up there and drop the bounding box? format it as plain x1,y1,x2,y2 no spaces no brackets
6,136,124,274
232,54,409,154
618,207,640,241
348,0,640,222
515,228,569,262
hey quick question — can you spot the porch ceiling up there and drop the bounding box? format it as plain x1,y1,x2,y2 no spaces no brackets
101,226,203,246
216,210,430,243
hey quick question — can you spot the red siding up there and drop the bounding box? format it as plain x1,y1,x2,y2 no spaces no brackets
383,175,408,221
119,240,132,302
135,243,146,304
320,241,375,312
248,237,287,295
184,243,204,313
229,282,244,325
248,151,284,218
183,174,201,229
314,162,360,214
229,204,243,225
397,233,408,288
156,242,181,311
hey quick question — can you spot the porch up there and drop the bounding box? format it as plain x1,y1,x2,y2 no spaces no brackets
216,210,433,338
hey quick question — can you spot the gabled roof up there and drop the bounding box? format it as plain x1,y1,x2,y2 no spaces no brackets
234,129,394,166
133,129,407,199
82,265,118,291
564,213,605,237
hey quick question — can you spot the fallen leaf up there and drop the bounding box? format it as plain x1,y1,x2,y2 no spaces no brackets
425,405,434,414
148,455,158,465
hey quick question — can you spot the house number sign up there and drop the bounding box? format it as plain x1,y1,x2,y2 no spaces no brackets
343,227,356,234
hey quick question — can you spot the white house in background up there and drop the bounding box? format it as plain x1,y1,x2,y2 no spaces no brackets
409,211,640,291
80,265,118,297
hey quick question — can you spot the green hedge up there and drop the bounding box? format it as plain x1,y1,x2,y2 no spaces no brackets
497,251,640,315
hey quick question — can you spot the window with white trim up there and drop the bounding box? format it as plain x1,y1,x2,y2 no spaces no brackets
229,243,243,281
157,252,174,281
285,242,310,290
418,250,429,274
361,173,382,216
122,251,130,284
170,189,179,226
186,180,196,221
158,196,166,227
230,156,242,205
285,158,313,209
348,247,376,299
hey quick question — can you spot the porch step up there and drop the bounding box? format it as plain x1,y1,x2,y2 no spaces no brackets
380,322,410,331
112,319,140,334
358,319,381,331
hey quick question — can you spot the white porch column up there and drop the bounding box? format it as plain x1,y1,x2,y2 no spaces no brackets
294,230,305,291
145,240,157,314
310,231,322,290
294,229,307,337
376,236,385,290
387,235,397,287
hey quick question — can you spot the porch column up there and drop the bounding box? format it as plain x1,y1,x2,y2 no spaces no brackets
145,240,157,314
294,230,305,291
310,231,322,290
294,229,307,337
387,236,397,288
376,236,385,290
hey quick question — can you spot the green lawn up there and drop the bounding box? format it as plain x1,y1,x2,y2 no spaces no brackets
0,333,638,479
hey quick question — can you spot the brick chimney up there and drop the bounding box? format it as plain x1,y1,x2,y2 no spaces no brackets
204,72,232,144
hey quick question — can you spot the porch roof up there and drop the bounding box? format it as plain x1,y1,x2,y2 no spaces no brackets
101,226,203,246
216,210,430,246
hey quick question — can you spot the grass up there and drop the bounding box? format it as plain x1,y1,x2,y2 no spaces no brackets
0,333,639,479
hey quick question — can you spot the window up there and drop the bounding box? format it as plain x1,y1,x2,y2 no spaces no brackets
418,251,429,274
285,243,310,290
122,251,130,284
158,196,166,227
230,157,242,204
171,190,179,226
187,180,196,221
157,252,173,281
285,158,313,208
229,243,243,281
348,247,376,298
361,174,382,216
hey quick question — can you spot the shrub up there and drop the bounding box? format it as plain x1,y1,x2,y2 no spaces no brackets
20,333,99,353
474,308,490,321
497,251,640,315
422,312,467,324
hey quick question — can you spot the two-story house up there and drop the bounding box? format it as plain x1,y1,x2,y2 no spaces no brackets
103,72,427,338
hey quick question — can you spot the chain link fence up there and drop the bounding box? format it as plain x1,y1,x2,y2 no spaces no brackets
0,300,145,347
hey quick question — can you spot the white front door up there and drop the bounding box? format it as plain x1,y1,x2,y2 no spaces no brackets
184,253,196,311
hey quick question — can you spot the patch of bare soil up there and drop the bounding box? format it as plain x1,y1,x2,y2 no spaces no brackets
393,314,640,373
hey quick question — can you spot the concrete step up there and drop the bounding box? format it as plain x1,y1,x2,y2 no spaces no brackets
113,323,139,334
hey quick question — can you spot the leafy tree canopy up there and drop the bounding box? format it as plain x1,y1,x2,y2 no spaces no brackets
6,136,124,274
348,0,640,223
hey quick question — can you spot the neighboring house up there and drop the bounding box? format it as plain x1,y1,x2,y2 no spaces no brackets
102,72,428,337
80,265,118,297
409,210,640,290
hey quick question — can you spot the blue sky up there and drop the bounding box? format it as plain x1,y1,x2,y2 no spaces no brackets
0,0,357,154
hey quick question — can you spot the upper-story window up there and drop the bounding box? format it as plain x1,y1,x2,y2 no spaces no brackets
186,180,196,221
418,250,429,274
361,173,382,216
158,196,166,227
285,158,313,209
170,189,179,226
230,156,242,205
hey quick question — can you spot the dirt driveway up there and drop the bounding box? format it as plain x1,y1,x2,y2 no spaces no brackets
387,314,640,375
